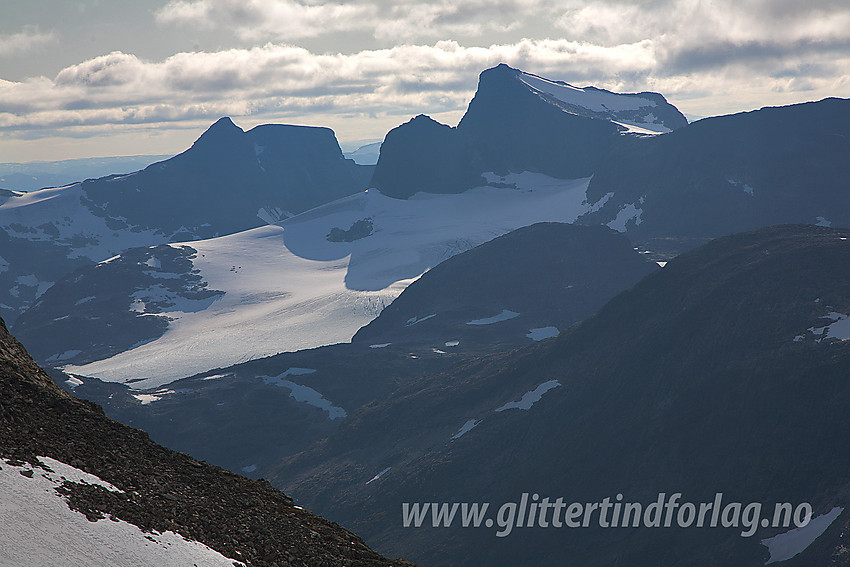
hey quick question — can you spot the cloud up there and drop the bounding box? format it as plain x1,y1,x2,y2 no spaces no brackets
553,0,850,69
0,40,661,135
1,7,849,144
0,26,56,57
155,0,554,42
156,0,376,40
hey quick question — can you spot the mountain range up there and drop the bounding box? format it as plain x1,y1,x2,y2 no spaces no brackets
0,118,370,324
3,61,850,566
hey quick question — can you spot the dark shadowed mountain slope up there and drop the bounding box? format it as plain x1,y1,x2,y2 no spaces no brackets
82,117,372,238
53,341,464,485
582,97,850,244
0,317,411,567
276,224,850,567
371,64,686,199
353,222,658,351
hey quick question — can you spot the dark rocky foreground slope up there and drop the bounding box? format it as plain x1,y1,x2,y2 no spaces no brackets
0,317,411,567
276,224,850,566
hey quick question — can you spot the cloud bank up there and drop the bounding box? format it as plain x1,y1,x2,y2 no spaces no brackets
1,0,849,152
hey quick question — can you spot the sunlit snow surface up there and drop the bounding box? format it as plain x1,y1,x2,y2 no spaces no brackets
761,507,843,564
65,174,601,388
0,457,239,567
0,184,167,261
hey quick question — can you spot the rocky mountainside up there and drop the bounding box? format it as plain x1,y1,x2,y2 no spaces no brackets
0,315,411,566
274,224,850,566
371,64,687,199
353,222,658,350
582,97,850,248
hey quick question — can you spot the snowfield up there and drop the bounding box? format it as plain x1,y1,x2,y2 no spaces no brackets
518,72,672,134
65,174,603,388
0,457,239,567
0,183,168,261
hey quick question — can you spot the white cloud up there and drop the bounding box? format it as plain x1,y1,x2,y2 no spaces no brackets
0,34,848,143
0,40,660,134
0,26,56,57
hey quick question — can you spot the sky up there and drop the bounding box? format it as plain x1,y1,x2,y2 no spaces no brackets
1,0,849,162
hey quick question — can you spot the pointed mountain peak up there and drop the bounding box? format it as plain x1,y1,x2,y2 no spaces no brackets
209,116,241,132
190,116,245,150
201,116,238,138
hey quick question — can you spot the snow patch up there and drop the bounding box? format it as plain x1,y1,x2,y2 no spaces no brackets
444,340,459,347
199,373,231,381
799,312,850,342
451,419,480,440
467,309,520,326
762,507,843,564
495,380,562,412
241,465,257,473
405,314,436,327
366,467,391,485
728,179,755,196
607,202,643,232
260,372,346,420
65,376,84,388
132,392,167,405
45,350,82,363
527,326,560,341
